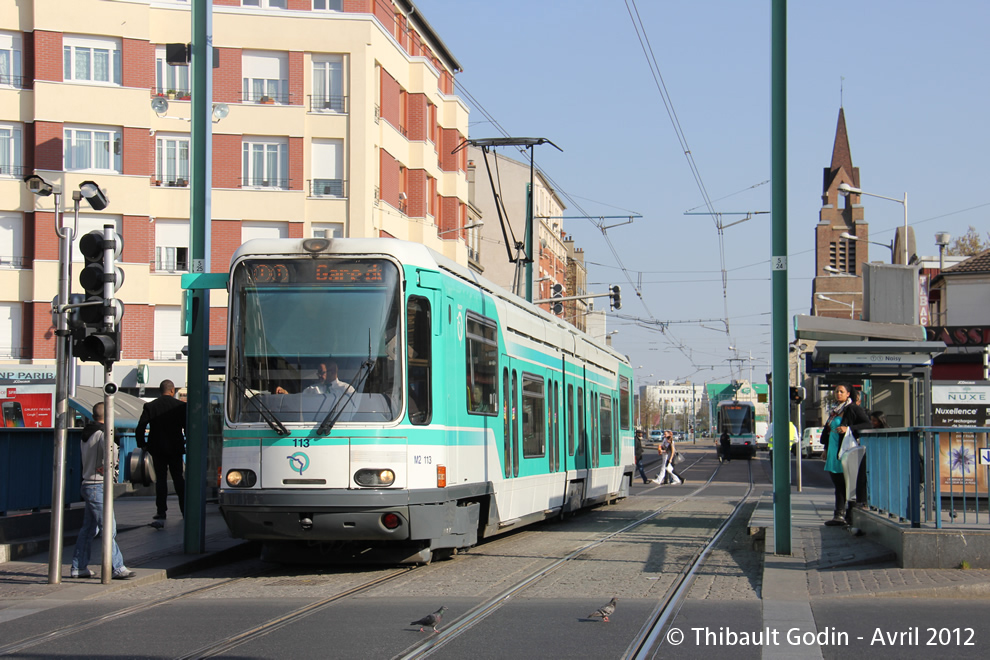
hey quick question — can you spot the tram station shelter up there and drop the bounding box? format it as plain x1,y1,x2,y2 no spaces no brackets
793,315,944,427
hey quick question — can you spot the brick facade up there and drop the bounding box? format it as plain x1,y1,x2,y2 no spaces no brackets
407,169,427,217
288,51,303,106
21,31,34,90
379,148,400,210
210,308,228,347
214,48,242,104
29,302,55,360
210,219,242,273
289,136,303,191
33,212,59,261
123,215,152,266
122,304,153,360
34,121,63,171
407,93,427,141
380,68,401,130
122,38,154,90
213,134,242,188
122,127,152,177
439,128,459,172
33,31,62,82
439,195,458,235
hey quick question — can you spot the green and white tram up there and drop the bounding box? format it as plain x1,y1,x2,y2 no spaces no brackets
219,237,635,563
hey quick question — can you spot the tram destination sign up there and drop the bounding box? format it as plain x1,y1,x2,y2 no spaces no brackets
828,353,932,366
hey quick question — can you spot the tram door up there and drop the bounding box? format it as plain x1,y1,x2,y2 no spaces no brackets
501,360,519,480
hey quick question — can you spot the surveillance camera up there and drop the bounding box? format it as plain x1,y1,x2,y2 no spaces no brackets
104,382,118,396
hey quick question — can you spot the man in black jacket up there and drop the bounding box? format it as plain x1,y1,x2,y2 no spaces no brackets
136,379,186,520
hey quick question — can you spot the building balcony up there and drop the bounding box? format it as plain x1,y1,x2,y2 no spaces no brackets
308,94,347,113
308,178,346,198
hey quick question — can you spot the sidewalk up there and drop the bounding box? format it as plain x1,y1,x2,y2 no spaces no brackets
0,495,253,612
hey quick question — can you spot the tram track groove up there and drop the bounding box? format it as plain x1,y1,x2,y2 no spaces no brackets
393,453,744,659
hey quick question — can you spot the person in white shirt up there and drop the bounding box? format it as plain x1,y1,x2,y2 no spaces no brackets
304,361,355,399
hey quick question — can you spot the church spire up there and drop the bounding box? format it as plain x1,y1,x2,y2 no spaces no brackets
823,107,859,193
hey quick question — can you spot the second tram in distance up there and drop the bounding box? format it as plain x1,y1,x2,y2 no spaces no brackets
218,237,636,563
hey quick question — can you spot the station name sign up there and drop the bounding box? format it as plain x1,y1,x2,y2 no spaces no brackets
828,353,932,366
925,325,990,347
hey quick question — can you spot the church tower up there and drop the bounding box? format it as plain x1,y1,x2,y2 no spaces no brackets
813,108,869,319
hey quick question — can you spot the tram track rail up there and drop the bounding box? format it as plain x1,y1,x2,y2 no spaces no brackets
394,454,752,660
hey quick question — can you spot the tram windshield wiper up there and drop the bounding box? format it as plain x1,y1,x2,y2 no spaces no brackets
317,333,376,436
231,375,289,436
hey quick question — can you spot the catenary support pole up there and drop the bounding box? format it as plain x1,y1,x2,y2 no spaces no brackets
185,0,213,554
770,0,792,555
48,191,69,584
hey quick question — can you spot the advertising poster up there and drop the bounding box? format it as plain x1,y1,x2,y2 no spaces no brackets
932,381,990,496
0,368,56,428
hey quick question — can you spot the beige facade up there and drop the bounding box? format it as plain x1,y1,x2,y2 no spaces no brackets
0,0,472,389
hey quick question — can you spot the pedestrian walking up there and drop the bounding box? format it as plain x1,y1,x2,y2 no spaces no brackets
634,430,649,484
719,429,732,463
70,402,134,579
136,379,187,521
654,430,684,485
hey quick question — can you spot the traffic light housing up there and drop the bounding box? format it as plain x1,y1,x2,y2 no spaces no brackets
551,283,563,315
74,225,124,365
790,386,806,403
609,285,622,310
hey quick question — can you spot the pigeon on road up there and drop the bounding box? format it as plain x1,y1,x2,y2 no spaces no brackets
411,605,447,633
588,597,618,622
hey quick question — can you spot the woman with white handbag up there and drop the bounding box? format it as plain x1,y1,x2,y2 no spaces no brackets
821,383,870,526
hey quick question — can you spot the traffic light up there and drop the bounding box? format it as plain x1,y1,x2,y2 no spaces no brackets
790,386,806,403
609,285,622,310
74,225,124,365
551,283,563,315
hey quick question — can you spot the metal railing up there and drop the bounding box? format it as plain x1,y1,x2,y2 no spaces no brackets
241,91,291,104
152,88,192,100
308,178,346,198
242,177,290,189
153,177,189,188
153,350,187,361
308,94,347,113
151,258,188,273
0,73,26,88
860,426,990,529
0,256,27,269
0,164,26,177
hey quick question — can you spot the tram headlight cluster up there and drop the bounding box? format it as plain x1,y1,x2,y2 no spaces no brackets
355,468,396,487
225,469,257,488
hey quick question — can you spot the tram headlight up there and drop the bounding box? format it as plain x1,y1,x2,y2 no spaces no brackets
225,469,257,488
355,468,396,487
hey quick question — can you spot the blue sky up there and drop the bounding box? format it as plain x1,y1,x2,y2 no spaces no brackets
415,0,990,385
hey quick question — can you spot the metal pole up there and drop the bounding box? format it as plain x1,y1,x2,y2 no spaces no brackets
185,0,212,554
770,0,792,555
902,193,909,265
48,191,70,584
101,362,115,584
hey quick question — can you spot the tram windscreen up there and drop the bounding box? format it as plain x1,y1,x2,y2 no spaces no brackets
719,404,755,435
227,257,403,425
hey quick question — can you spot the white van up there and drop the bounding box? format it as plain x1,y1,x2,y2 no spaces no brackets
801,426,825,458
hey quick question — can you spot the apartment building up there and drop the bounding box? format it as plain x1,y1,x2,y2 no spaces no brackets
0,0,471,389
467,146,567,313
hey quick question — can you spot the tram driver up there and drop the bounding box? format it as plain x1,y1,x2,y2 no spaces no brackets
275,360,355,399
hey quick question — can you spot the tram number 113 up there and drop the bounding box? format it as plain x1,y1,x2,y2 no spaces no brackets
413,455,432,465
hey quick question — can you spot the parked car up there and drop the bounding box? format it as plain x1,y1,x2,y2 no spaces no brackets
801,426,825,458
649,430,663,443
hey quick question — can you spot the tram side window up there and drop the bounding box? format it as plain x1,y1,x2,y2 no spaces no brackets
567,383,575,456
407,296,432,425
577,386,585,456
521,373,545,458
466,312,498,416
503,367,511,478
619,376,631,430
599,394,613,454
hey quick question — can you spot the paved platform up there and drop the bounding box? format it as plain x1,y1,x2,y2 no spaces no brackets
0,495,253,611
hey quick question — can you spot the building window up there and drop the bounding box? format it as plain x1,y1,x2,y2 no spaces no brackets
155,135,190,187
0,212,24,269
0,31,23,88
0,302,22,359
64,126,121,173
63,35,121,85
242,0,287,8
242,51,288,103
154,219,190,272
0,123,22,177
466,312,498,416
241,221,288,243
242,138,288,188
829,239,857,274
311,223,343,239
153,306,186,360
155,46,190,97
313,1,343,11
312,56,345,112
311,139,344,197
522,373,545,458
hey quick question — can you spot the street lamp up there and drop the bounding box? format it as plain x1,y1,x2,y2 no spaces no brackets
837,183,909,264
935,232,951,271
816,293,855,319
839,231,894,261
823,265,853,276
437,221,484,237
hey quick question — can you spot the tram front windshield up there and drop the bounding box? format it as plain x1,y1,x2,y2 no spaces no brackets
719,404,754,435
227,257,402,425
